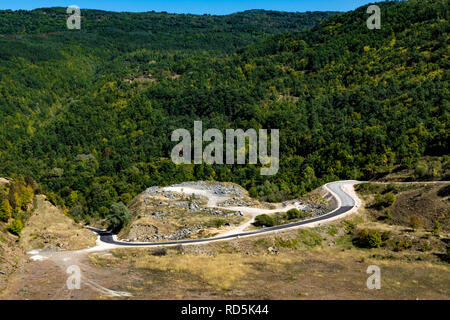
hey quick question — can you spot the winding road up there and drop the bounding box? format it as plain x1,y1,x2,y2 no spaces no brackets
87,180,362,249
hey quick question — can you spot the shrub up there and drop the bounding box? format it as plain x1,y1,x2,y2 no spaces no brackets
211,218,226,228
254,214,275,227
414,161,428,178
432,220,441,236
342,220,356,234
375,193,396,209
0,199,12,222
385,183,399,194
381,231,391,241
7,219,23,235
384,209,392,220
152,247,167,256
409,216,420,230
392,240,412,252
286,208,301,220
353,229,383,248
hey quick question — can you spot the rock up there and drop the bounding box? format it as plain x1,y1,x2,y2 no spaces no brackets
268,247,279,254
0,270,5,275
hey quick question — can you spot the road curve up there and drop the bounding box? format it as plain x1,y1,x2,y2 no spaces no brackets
87,180,362,248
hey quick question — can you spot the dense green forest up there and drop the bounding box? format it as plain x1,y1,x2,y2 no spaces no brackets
0,1,448,224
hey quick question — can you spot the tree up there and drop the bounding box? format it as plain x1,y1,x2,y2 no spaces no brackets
106,202,132,233
0,199,12,222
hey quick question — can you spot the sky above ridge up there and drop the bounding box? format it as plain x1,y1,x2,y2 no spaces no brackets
1,0,377,15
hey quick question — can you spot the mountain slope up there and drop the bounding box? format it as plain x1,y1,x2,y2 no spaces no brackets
0,0,448,222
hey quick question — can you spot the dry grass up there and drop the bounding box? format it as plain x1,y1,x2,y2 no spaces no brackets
20,195,97,251
86,207,449,299
87,240,450,299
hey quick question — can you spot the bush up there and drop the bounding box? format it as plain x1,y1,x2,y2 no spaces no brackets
409,216,420,230
353,229,383,248
381,231,391,241
392,240,412,252
414,161,428,178
286,208,301,220
211,218,226,228
385,183,399,194
254,214,275,227
0,199,12,222
152,247,167,256
106,202,132,233
7,219,23,235
375,193,396,209
432,220,441,236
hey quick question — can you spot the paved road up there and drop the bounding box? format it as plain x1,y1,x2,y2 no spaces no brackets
88,180,361,247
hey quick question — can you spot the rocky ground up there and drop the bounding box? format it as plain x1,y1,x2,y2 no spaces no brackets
121,181,330,242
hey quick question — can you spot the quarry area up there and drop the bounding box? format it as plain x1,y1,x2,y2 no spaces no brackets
118,181,331,242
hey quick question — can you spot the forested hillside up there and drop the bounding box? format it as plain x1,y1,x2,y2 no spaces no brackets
0,1,448,223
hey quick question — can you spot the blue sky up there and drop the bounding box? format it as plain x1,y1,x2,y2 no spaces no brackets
0,1,377,15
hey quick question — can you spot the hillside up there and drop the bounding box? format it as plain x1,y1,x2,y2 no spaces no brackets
0,0,448,226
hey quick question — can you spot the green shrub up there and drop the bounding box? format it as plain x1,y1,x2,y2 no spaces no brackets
414,161,428,178
342,220,356,234
385,183,399,194
7,219,23,235
211,218,226,228
0,199,12,222
384,209,392,220
432,220,441,236
381,231,391,241
353,229,383,248
375,193,396,209
392,240,412,252
254,214,275,227
286,209,301,220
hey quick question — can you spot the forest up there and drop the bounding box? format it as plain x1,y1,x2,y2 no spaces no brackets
0,1,448,225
